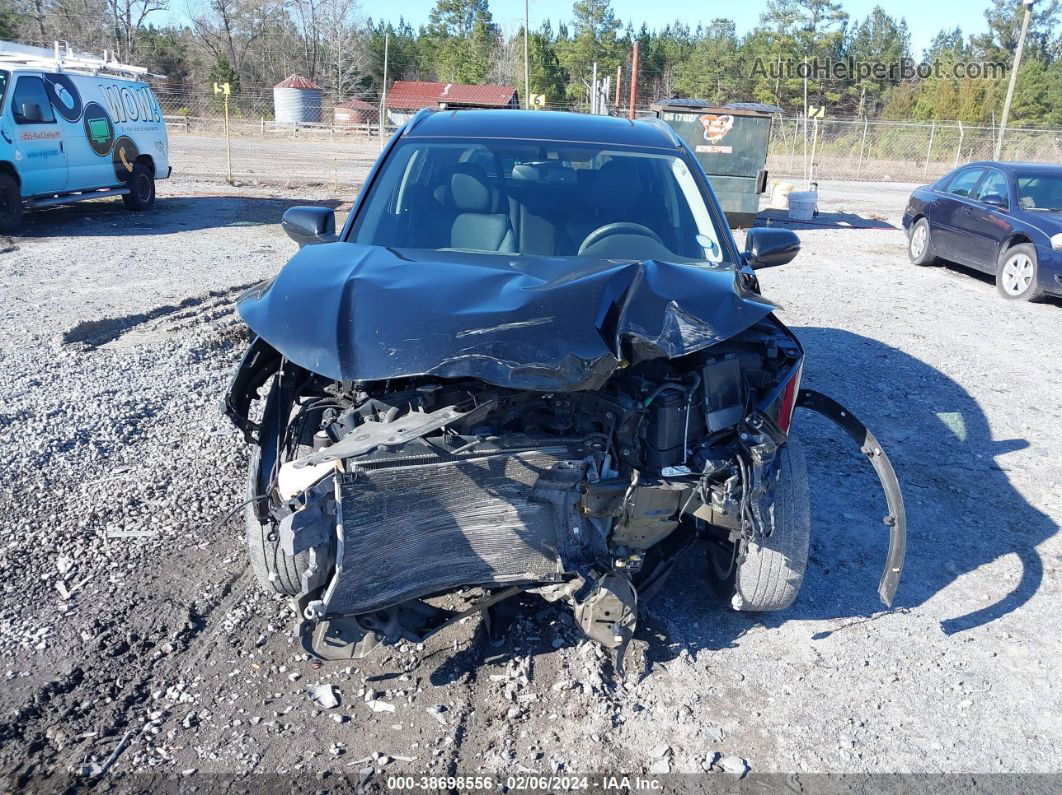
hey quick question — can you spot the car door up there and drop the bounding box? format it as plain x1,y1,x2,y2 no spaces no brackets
6,73,68,196
930,167,985,263
952,168,1014,272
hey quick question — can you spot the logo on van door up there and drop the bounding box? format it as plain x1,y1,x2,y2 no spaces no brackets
44,74,84,122
112,136,139,181
83,103,115,156
100,84,162,125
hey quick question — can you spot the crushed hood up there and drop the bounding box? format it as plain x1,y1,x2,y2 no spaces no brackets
236,243,778,391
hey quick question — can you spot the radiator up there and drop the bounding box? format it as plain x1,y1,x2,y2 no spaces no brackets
322,448,588,616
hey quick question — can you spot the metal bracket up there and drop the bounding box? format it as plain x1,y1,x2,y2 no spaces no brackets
796,389,906,607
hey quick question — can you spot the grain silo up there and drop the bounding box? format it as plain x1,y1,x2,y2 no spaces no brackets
334,97,378,127
273,75,322,124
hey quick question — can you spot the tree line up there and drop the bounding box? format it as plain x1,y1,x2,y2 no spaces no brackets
2,0,1061,126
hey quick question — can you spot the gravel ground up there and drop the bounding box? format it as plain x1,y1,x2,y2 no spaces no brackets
0,173,1060,790
168,132,384,189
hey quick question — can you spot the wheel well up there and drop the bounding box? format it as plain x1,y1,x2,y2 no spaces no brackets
0,162,20,187
133,154,155,176
1000,234,1032,259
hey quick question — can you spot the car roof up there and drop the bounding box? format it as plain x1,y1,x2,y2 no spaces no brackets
963,160,1062,175
403,109,682,150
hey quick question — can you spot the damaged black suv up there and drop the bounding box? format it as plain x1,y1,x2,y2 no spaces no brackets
226,109,905,668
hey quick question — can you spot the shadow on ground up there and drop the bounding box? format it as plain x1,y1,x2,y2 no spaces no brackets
11,195,343,237
756,207,897,230
430,327,1056,683
932,259,1062,308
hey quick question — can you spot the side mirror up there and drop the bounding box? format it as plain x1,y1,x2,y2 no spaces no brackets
745,227,800,269
282,206,337,247
982,193,1007,209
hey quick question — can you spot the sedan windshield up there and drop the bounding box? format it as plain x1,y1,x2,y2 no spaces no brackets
1017,173,1062,212
350,139,727,263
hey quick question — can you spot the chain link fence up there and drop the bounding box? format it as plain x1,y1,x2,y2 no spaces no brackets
767,117,1062,184
154,85,1062,188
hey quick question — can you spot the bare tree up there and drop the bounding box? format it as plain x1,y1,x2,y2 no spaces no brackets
318,0,366,98
189,0,284,80
106,0,167,59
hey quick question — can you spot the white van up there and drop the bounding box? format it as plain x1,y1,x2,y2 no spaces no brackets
0,41,170,232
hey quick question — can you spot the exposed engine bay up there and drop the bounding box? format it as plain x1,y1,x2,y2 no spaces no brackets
226,245,905,670
225,313,907,669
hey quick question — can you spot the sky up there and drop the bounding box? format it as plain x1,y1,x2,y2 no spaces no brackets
351,0,984,59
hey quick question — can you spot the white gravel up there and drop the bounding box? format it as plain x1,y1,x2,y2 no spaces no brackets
0,174,1060,786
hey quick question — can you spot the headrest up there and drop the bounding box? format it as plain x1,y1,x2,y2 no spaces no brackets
450,163,493,213
588,158,641,212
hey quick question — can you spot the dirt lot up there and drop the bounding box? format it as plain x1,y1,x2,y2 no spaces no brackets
0,169,1060,791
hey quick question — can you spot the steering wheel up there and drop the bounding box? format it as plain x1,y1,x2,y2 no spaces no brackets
578,222,664,255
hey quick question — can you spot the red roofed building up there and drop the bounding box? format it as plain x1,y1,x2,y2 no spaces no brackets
385,81,518,123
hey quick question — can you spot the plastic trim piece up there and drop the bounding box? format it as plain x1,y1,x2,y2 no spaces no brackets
796,389,906,606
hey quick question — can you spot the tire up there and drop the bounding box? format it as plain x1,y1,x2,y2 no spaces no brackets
995,243,1045,302
706,437,811,611
122,163,155,211
244,382,313,597
0,173,23,233
908,217,936,266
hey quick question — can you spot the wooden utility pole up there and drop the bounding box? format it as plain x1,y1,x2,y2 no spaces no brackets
628,41,639,120
995,0,1035,160
524,0,530,109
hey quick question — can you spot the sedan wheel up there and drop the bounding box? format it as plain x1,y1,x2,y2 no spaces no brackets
908,217,936,266
996,243,1044,302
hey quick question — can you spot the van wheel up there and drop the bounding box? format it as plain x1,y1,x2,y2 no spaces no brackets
122,164,155,211
0,174,23,233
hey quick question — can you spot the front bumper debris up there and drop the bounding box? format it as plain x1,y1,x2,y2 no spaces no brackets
796,389,906,606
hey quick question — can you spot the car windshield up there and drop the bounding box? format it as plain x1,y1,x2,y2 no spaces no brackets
1016,173,1062,212
350,139,728,263
0,71,9,109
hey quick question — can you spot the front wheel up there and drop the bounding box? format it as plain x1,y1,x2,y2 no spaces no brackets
122,163,156,211
908,217,936,266
996,243,1045,302
0,173,23,233
706,437,811,611
244,378,314,596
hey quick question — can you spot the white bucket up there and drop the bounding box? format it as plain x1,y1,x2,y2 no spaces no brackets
788,190,818,221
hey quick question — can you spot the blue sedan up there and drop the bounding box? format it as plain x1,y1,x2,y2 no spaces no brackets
902,161,1062,301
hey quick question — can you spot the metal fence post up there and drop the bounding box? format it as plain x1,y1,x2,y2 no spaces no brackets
923,122,936,180
954,122,964,167
856,116,869,180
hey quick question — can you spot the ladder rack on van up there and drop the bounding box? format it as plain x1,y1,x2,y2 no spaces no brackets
0,40,157,80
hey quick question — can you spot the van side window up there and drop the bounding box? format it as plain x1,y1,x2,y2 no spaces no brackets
12,76,56,125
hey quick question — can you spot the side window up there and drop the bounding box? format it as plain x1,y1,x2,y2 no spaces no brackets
946,169,985,198
975,171,1009,205
12,76,56,124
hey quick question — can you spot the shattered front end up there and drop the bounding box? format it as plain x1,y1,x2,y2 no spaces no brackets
226,246,905,668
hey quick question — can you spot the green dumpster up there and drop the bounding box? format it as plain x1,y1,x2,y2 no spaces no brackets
652,100,779,228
